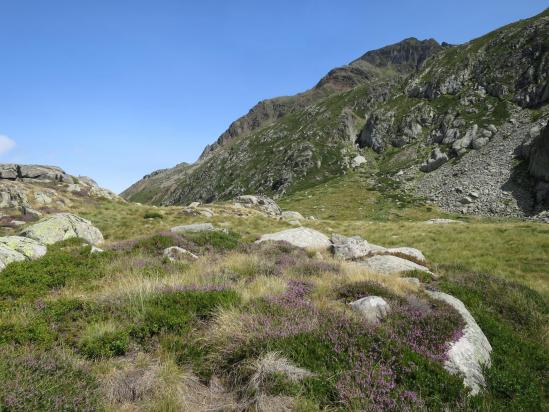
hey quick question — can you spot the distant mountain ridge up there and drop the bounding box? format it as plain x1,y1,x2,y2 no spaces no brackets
123,9,549,220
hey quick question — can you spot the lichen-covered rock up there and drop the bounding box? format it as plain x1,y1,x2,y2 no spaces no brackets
235,195,282,216
0,236,47,260
350,296,391,324
20,213,104,245
0,244,26,270
358,255,432,275
426,290,492,395
331,234,386,259
257,227,331,250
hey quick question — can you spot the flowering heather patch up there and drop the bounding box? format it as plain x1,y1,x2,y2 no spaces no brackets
384,296,465,362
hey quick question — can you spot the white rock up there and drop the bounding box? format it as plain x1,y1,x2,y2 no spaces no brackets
90,246,104,254
426,291,492,395
281,211,305,221
424,218,464,225
171,223,215,233
351,155,367,168
357,255,432,275
350,296,391,324
257,227,331,250
386,247,426,264
163,246,198,262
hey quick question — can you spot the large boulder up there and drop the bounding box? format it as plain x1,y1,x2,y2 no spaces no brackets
20,213,104,245
426,291,492,395
420,147,449,172
0,236,47,270
171,223,215,233
235,195,281,216
331,234,385,259
331,234,426,263
357,255,432,275
0,236,47,260
0,245,27,270
350,296,391,324
257,227,331,250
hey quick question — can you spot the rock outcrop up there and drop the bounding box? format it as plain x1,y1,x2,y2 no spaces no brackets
20,213,104,245
427,290,492,395
257,228,332,250
358,255,432,275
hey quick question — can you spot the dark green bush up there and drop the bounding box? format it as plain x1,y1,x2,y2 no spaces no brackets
185,230,241,250
144,211,163,219
0,245,110,304
131,289,240,340
78,323,129,359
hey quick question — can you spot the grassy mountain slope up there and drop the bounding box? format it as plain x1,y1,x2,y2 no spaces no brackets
1,187,547,410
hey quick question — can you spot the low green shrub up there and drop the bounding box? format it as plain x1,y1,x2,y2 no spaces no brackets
0,244,110,304
143,211,163,219
185,230,241,250
131,288,240,340
78,321,129,359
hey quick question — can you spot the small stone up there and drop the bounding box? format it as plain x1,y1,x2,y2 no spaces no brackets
163,246,198,262
350,296,391,324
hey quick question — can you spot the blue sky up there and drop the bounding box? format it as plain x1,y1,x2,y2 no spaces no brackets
0,0,546,193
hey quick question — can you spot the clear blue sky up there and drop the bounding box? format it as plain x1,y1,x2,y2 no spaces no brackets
0,0,546,193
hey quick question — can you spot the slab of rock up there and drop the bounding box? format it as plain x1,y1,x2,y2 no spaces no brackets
386,247,426,264
171,223,215,233
163,246,198,262
257,227,331,250
350,296,391,324
0,244,27,270
420,147,449,172
426,290,492,395
235,195,281,216
0,236,47,260
423,218,464,225
331,234,385,259
281,211,305,221
358,255,432,275
20,213,104,245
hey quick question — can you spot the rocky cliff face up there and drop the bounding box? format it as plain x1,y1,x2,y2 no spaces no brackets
123,9,549,220
123,38,444,203
0,164,122,227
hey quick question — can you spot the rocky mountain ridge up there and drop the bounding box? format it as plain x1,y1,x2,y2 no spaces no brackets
123,9,549,221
